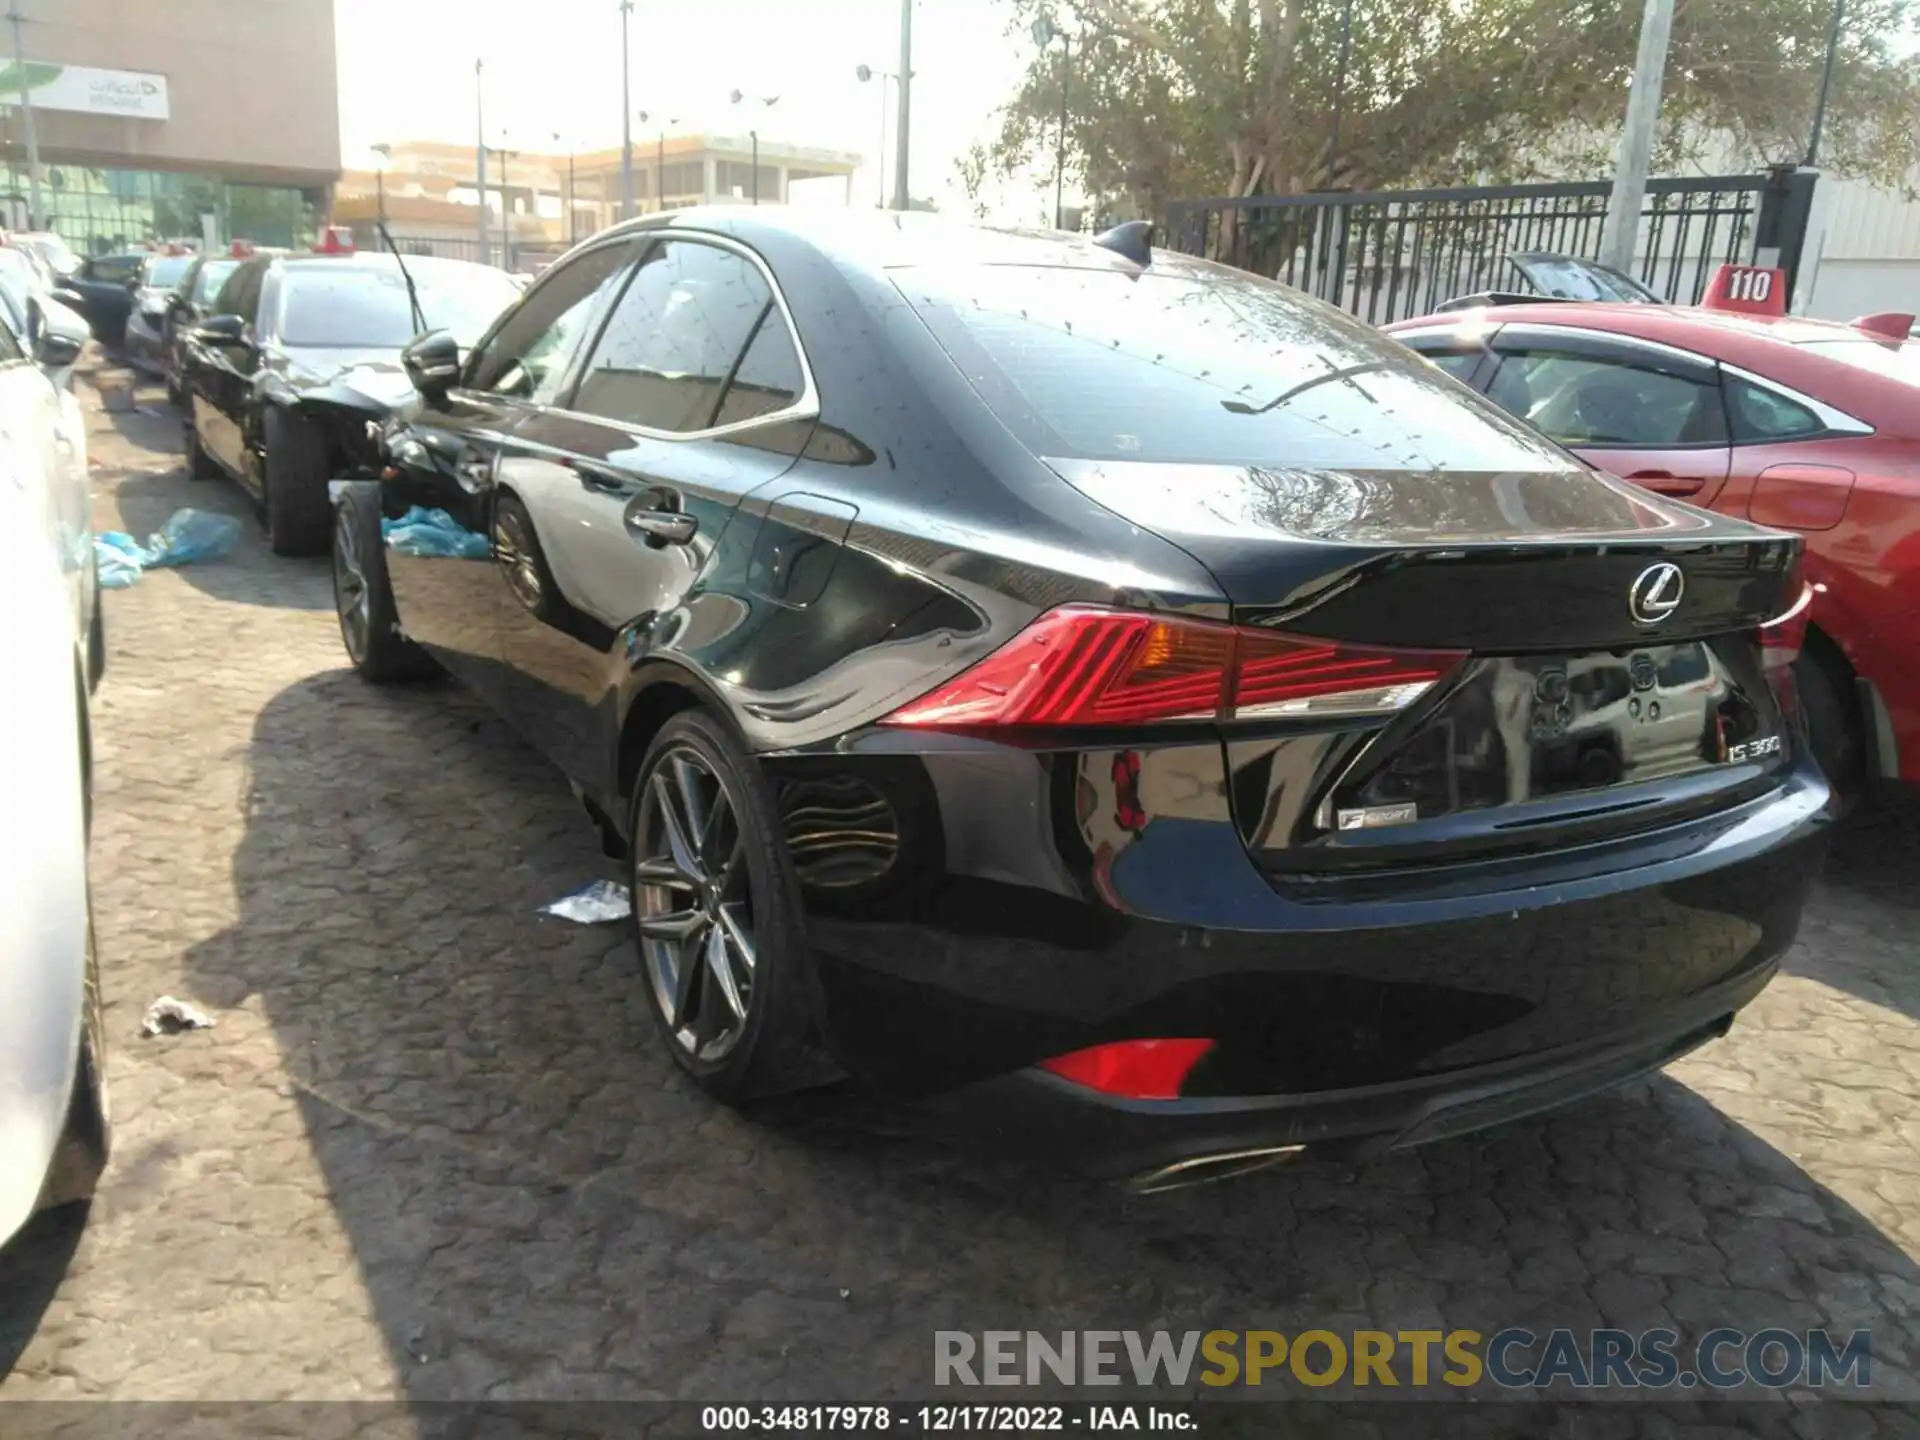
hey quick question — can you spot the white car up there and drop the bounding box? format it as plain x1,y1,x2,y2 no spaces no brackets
0,302,108,1249
0,245,91,390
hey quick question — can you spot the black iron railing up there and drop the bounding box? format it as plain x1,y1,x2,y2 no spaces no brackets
1164,172,1805,324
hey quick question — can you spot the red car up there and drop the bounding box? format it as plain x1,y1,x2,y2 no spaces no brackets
1388,299,1920,803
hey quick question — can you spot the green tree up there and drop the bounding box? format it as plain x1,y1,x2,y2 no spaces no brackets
967,0,1920,221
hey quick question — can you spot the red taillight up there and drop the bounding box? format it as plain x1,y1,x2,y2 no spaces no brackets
877,606,1463,733
1039,1038,1216,1099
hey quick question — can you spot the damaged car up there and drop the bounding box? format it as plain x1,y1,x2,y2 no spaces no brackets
179,242,521,555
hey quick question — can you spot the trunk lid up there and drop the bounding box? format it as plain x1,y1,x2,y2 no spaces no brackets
1047,459,1800,649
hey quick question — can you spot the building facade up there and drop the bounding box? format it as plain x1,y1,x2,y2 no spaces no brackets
0,0,341,253
332,132,861,267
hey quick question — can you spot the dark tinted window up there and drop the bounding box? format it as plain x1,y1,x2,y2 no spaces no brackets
192,259,240,304
142,255,193,289
467,241,632,400
572,239,780,432
87,253,142,284
277,261,521,348
1725,376,1824,443
1487,350,1727,447
1424,351,1480,379
899,265,1565,471
213,260,265,325
712,310,805,426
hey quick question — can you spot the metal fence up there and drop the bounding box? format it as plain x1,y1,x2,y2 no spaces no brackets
1164,172,1809,324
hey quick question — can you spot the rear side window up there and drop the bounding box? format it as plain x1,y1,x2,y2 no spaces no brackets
1724,376,1824,443
1486,350,1727,447
572,238,791,433
897,264,1564,471
213,261,265,325
193,260,239,303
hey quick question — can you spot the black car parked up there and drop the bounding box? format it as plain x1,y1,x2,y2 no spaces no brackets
160,252,244,407
331,209,1827,1188
50,250,146,347
179,249,522,554
122,250,197,377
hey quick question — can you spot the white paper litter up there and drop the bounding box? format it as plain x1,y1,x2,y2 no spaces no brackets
540,879,633,923
141,995,216,1036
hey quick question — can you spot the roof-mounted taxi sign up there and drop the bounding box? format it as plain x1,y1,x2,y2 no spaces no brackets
229,239,257,258
1700,263,1788,317
315,225,355,255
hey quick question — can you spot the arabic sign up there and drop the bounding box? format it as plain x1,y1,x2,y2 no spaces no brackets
0,62,170,121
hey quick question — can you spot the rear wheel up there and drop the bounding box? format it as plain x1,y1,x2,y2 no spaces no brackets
36,909,109,1213
184,410,220,480
628,710,834,1102
332,483,435,682
263,408,332,557
1797,643,1866,813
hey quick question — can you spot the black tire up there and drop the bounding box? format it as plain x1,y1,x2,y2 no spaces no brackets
1797,645,1866,814
184,410,221,480
332,483,436,683
627,710,837,1103
86,585,105,692
36,908,109,1213
262,408,333,558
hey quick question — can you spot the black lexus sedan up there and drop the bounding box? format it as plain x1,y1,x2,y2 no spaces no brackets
180,248,522,555
330,208,1827,1188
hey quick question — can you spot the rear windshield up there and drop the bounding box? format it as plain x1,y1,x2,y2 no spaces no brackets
896,264,1571,471
277,262,521,348
144,255,193,288
193,259,240,302
1798,339,1920,386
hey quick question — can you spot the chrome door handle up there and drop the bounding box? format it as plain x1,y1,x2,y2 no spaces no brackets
624,508,697,546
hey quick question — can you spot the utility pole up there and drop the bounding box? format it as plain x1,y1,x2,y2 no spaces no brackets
891,0,912,211
1054,35,1069,229
1599,0,1676,276
475,58,489,265
1806,0,1846,166
7,7,44,230
619,0,634,219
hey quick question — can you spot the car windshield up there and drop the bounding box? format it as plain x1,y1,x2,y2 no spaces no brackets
897,263,1570,471
145,255,194,289
277,262,521,349
1798,338,1920,387
1510,255,1662,304
193,259,240,302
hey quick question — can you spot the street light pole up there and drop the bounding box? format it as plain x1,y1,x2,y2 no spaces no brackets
474,58,489,265
371,143,391,227
1806,0,1847,166
1055,34,1070,229
555,131,575,243
1599,0,1676,276
619,0,634,219
750,131,759,204
892,0,912,211
7,8,44,229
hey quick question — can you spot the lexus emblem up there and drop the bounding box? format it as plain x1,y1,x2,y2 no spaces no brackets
1629,563,1685,624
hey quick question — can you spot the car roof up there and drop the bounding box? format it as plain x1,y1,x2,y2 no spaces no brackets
592,205,1219,281
272,251,507,280
1390,300,1886,353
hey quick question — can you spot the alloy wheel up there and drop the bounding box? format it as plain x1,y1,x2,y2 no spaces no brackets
634,744,756,1062
333,509,371,664
493,506,544,612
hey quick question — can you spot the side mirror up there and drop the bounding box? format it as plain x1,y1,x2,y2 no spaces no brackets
191,314,247,347
34,329,83,370
402,329,462,404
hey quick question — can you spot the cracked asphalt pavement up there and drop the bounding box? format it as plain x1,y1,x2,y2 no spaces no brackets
4,369,1920,1422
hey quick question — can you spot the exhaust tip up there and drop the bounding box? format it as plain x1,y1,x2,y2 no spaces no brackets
1124,1144,1307,1195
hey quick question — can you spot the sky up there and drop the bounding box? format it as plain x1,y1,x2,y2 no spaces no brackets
333,0,1057,219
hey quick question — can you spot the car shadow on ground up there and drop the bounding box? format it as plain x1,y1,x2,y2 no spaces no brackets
0,1207,88,1383
89,391,335,615
1785,792,1920,1023
158,666,1920,1406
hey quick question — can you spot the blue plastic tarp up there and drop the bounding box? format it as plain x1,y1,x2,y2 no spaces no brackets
94,509,243,588
381,506,489,560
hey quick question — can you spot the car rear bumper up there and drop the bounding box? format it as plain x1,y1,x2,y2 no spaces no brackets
941,957,1775,1183
787,743,1826,1120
